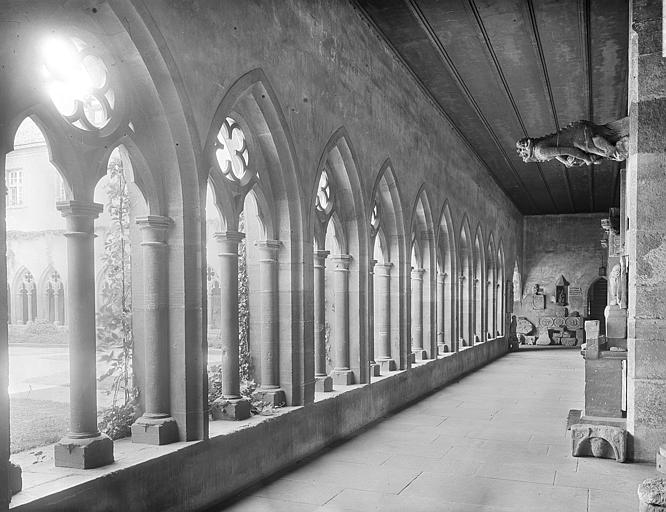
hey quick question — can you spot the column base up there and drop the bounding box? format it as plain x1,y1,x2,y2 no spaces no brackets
254,388,287,407
131,416,179,445
54,433,114,469
330,369,354,385
369,363,380,377
8,461,22,498
377,358,396,373
315,375,333,392
412,349,428,361
437,344,449,355
211,397,251,421
657,444,666,474
408,353,416,364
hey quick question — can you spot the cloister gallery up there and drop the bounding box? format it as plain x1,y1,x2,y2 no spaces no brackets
0,0,665,511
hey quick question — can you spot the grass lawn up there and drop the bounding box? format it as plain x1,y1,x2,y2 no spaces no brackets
10,398,69,454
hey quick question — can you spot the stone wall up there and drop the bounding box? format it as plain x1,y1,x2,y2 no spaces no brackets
514,214,606,339
626,0,666,462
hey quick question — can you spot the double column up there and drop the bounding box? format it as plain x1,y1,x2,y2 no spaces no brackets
213,231,250,420
54,201,113,469
253,240,286,406
330,254,354,385
374,262,396,372
411,268,427,360
313,250,333,391
131,216,178,445
436,271,447,354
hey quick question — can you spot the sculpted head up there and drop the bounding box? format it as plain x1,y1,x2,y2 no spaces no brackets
516,138,536,162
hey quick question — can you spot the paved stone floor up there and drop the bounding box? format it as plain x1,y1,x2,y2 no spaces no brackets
219,349,656,511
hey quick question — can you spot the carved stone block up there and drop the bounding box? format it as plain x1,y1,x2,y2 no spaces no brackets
571,423,626,462
565,316,582,330
561,337,577,347
516,317,534,335
639,478,666,511
536,329,552,345
531,294,545,310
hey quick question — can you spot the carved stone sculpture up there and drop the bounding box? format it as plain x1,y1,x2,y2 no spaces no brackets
609,264,621,306
516,117,628,167
571,423,627,462
638,478,666,511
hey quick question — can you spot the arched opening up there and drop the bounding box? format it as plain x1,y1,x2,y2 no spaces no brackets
459,219,473,348
437,203,456,354
473,228,484,344
486,236,497,339
496,245,506,337
587,278,608,336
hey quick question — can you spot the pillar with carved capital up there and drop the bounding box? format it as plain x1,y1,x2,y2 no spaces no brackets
330,254,354,385
367,259,380,377
473,278,481,344
253,240,287,406
54,201,113,469
131,216,178,445
411,268,427,360
374,262,396,372
437,271,448,354
212,231,250,420
313,250,333,392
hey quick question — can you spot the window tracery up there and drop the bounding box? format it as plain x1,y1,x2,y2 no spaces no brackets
41,36,116,131
215,117,249,183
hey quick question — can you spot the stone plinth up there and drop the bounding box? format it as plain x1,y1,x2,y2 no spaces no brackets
254,388,287,407
8,461,21,497
571,423,627,462
315,376,333,392
211,398,251,421
54,434,114,469
330,369,354,385
131,416,179,445
584,358,625,418
638,478,666,512
378,358,397,373
605,305,627,341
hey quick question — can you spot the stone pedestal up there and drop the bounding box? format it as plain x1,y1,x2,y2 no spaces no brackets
639,479,666,512
54,434,114,469
584,357,625,418
8,461,21,497
131,417,179,445
314,376,333,392
331,368,354,385
211,398,251,421
254,388,286,407
605,305,627,342
378,358,397,373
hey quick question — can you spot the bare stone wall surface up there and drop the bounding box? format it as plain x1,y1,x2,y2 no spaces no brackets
626,0,666,462
514,214,606,334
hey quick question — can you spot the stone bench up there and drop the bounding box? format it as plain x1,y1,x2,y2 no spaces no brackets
570,423,627,462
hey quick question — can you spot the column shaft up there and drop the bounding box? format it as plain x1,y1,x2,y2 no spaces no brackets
313,250,329,377
375,263,392,360
333,255,351,370
256,241,280,388
437,272,446,352
216,231,244,400
411,269,425,357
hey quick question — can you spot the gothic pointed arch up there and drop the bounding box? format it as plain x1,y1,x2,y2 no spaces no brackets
437,201,457,353
458,215,473,349
486,234,497,339
497,242,507,337
473,225,485,343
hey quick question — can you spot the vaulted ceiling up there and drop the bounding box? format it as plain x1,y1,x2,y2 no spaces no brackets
356,0,628,215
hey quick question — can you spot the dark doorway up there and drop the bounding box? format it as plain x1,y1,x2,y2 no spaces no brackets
587,278,608,335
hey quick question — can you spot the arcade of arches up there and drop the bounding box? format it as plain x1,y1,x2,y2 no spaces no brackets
0,1,664,511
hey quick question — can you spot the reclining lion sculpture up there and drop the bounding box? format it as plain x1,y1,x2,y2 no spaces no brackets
516,117,628,167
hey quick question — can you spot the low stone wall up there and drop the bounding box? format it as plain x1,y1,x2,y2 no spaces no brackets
14,338,507,512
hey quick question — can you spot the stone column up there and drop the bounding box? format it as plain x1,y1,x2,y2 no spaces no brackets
253,240,286,406
411,268,427,360
54,201,113,469
131,216,178,445
313,250,332,392
367,259,380,377
212,231,250,420
458,274,467,348
473,278,481,344
627,2,666,462
329,254,354,385
437,271,447,354
374,262,396,372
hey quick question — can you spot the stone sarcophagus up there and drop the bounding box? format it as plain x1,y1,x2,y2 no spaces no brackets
571,423,627,462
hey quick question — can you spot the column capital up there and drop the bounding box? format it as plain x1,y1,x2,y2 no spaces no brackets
411,267,426,279
136,216,173,245
314,249,330,260
375,262,393,272
255,239,282,261
458,274,466,283
330,253,352,269
369,258,378,269
437,271,448,281
214,230,245,244
56,200,103,219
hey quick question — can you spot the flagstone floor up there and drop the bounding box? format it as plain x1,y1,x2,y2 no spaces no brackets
218,349,655,511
